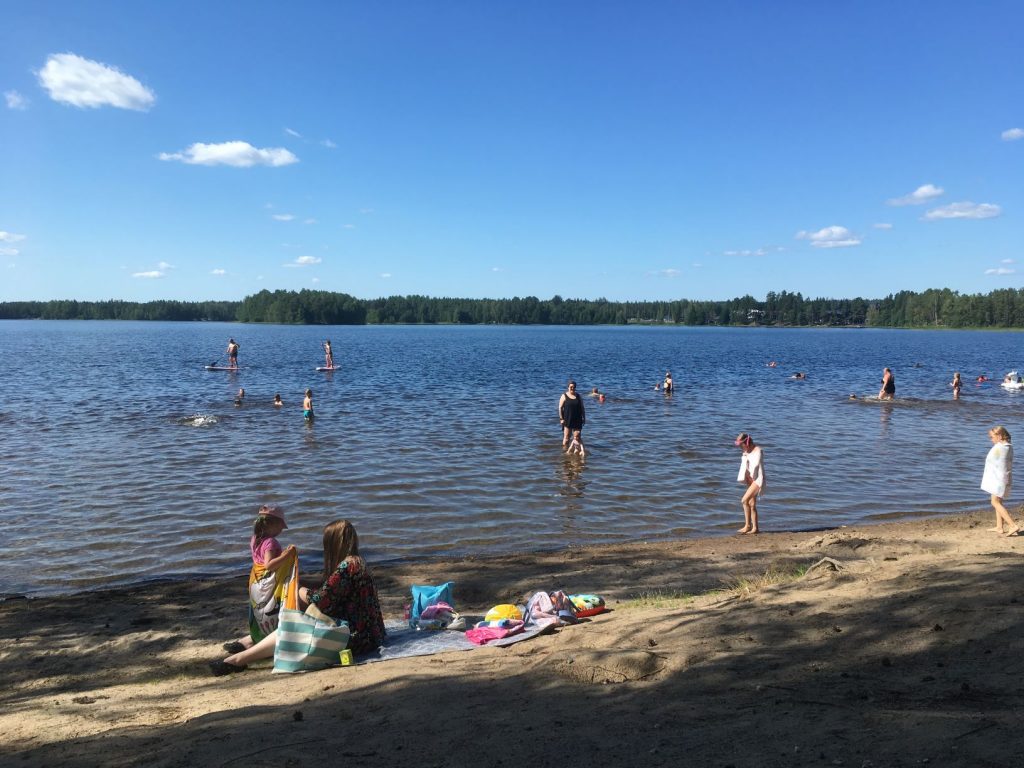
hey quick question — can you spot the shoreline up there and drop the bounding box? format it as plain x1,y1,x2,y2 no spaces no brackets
3,510,1023,767
0,507,986,602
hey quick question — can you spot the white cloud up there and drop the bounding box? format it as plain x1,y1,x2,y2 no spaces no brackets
342,224,355,229
795,226,862,248
5,90,27,110
887,184,944,206
0,247,18,256
284,255,321,268
724,248,767,257
380,272,392,278
285,127,302,138
0,231,27,243
1002,259,1015,264
923,202,1001,221
272,214,296,222
158,141,298,167
303,218,317,225
692,263,703,268
359,208,375,214
311,277,320,284
211,268,226,275
647,268,681,278
321,139,337,148
157,260,174,270
133,270,164,278
1001,128,1024,141
491,267,503,272
37,53,155,111
985,267,1016,276
873,223,893,230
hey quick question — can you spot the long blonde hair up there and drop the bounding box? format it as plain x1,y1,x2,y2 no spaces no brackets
991,425,1012,443
322,519,361,576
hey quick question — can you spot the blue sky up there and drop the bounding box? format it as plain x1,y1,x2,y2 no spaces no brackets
1,1,1022,303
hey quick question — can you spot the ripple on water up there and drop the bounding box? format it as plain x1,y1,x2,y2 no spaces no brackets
0,322,1015,595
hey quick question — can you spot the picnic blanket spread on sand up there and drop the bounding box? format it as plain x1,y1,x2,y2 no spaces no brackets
362,619,477,662
248,550,299,642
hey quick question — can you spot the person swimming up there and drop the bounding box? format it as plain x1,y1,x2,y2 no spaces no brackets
234,388,245,406
273,393,283,407
792,372,806,380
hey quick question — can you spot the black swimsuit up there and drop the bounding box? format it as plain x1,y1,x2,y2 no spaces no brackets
883,375,895,395
561,394,585,431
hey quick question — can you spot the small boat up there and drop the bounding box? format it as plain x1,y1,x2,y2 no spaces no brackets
1001,372,1024,390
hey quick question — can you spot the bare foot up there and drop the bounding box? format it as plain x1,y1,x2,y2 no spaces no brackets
748,528,760,535
1006,527,1020,537
737,526,751,534
987,527,1004,533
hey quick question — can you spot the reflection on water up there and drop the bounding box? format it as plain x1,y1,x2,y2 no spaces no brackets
2,321,1023,595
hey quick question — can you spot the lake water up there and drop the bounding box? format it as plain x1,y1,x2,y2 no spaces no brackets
2,321,1022,597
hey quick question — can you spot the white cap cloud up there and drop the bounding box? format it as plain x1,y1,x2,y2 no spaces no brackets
5,90,27,110
38,53,155,111
0,231,27,243
284,255,322,267
887,184,944,206
923,202,1001,221
1001,128,1024,141
159,141,298,167
795,226,861,248
211,268,226,275
985,267,1015,275
133,270,164,278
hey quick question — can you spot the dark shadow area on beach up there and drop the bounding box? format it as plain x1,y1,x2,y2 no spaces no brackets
3,517,1023,767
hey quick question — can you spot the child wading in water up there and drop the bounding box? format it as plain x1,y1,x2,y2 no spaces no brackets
223,505,297,653
950,372,962,400
735,432,765,534
303,388,314,421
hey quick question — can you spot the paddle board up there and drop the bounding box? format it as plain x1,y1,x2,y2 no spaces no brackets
316,366,341,372
205,365,243,371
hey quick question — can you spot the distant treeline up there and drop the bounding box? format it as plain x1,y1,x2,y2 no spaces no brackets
4,287,1024,328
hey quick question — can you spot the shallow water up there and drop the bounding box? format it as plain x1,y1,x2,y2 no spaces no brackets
2,321,1021,596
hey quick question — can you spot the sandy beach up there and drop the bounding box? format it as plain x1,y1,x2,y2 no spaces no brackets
2,511,1023,768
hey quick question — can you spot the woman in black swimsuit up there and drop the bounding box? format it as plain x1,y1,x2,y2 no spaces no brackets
558,380,586,455
879,367,895,400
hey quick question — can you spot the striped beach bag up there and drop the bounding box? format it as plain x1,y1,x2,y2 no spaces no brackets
272,604,350,674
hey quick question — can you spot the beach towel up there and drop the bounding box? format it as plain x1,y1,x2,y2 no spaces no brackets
248,550,299,643
361,619,478,663
272,604,350,674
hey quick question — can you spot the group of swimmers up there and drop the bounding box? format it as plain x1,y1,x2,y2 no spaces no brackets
218,337,329,421
232,388,309,415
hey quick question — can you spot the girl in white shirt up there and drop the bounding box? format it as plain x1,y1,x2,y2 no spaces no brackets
735,432,765,534
981,425,1017,536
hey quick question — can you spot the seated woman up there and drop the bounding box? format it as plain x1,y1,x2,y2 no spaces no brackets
210,519,386,675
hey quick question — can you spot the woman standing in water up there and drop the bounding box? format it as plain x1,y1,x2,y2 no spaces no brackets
950,372,962,400
558,380,585,455
878,367,895,400
735,432,765,534
981,426,1017,536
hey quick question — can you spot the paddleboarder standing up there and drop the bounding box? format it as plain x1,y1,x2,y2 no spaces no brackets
323,340,334,369
227,338,239,369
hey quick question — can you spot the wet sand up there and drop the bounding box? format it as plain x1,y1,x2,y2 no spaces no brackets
2,511,1023,768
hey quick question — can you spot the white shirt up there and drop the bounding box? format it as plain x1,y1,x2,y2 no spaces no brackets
737,446,765,495
981,441,1012,498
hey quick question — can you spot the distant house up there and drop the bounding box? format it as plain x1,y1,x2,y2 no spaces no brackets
746,309,765,321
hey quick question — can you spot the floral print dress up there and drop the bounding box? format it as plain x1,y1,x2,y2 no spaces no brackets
309,557,387,655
